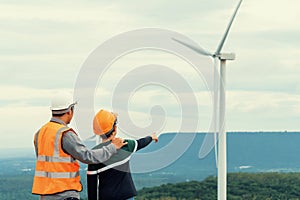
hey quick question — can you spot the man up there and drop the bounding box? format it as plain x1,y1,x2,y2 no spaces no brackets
87,109,158,200
32,92,127,200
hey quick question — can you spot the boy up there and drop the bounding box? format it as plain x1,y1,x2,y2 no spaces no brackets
87,109,158,200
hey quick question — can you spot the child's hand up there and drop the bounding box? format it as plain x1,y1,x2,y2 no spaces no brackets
151,132,158,143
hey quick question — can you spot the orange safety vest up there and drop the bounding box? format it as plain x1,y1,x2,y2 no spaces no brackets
32,121,82,195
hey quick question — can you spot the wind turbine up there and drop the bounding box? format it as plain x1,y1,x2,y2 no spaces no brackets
173,0,243,199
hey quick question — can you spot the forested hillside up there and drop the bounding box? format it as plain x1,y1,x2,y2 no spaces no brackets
137,173,300,200
2,172,299,199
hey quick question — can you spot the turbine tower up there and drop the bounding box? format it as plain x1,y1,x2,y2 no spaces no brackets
173,0,243,199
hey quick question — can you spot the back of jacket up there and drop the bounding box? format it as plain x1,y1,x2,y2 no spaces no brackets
87,139,137,200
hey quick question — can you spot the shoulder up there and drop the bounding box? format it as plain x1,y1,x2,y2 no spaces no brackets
122,139,138,153
63,128,77,135
62,129,77,138
61,130,81,145
92,141,110,150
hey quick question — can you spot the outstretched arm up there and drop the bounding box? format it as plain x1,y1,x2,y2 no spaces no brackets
136,132,158,151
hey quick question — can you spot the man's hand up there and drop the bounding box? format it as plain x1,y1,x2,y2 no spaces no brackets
111,137,127,149
151,132,158,143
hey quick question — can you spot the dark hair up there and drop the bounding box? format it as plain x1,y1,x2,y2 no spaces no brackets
52,112,65,117
52,106,74,117
100,119,117,140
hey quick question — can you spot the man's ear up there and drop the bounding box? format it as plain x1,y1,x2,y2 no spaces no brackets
112,127,117,135
67,110,73,116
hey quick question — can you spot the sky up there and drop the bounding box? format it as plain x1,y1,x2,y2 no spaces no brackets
0,0,300,149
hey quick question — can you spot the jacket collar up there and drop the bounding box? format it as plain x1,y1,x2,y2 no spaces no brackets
50,117,67,126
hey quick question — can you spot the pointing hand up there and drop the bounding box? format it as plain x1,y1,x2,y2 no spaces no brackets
151,132,158,143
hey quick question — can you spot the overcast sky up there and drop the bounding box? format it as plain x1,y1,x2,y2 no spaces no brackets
0,0,299,149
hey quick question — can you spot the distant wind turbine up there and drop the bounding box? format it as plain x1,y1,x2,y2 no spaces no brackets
172,0,243,199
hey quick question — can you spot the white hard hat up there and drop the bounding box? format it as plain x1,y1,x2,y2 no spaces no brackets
50,91,77,114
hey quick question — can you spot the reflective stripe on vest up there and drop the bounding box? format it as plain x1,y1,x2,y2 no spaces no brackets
35,171,80,179
53,127,69,157
37,155,76,163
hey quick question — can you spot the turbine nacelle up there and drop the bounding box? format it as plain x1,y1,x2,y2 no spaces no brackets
171,38,236,61
219,53,235,61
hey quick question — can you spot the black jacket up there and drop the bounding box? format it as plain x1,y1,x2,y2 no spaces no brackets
87,136,152,200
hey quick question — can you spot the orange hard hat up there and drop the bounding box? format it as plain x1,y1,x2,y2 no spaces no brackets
93,109,117,135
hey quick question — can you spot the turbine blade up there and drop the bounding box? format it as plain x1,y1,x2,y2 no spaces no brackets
213,57,219,167
172,37,213,56
199,58,220,165
215,0,243,55
199,133,216,159
214,132,218,167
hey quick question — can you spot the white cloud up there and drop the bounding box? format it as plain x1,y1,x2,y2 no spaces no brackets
0,86,73,106
1,0,300,148
238,0,300,32
227,90,300,131
1,88,299,148
0,2,135,24
0,104,50,148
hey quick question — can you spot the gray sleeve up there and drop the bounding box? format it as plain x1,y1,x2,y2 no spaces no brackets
34,130,39,157
61,131,117,164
